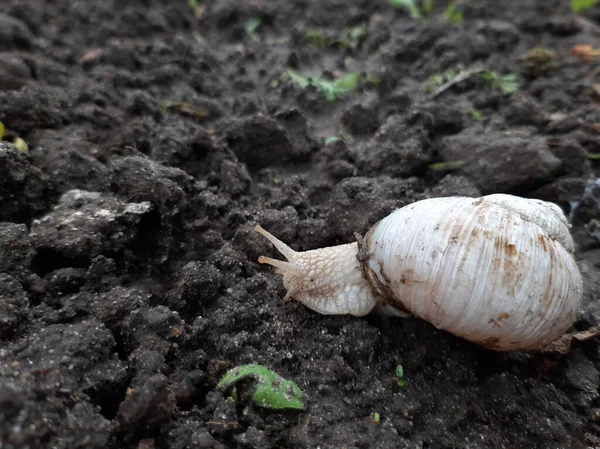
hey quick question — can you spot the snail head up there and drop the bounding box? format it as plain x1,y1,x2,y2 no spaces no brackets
253,225,379,316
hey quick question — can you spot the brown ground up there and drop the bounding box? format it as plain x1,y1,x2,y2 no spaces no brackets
1,0,600,448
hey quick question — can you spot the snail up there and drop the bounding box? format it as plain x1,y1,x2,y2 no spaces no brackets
254,194,583,351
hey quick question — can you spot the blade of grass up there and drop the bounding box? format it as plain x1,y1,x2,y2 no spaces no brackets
428,160,465,171
389,0,422,19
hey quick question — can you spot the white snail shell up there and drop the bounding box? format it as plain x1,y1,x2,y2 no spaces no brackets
254,194,583,351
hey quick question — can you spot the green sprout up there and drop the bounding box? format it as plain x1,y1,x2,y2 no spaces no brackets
571,0,597,13
425,64,518,97
246,18,262,42
395,364,406,387
389,0,424,19
588,153,600,160
188,0,204,14
286,71,313,89
324,130,354,146
12,137,28,152
324,136,342,145
422,0,434,15
468,108,483,121
389,0,436,19
339,130,355,143
424,65,462,93
217,364,304,410
371,412,381,423
479,71,519,95
428,160,465,171
389,0,465,24
304,23,368,50
0,120,28,152
286,71,374,102
334,23,369,49
444,2,464,25
304,28,327,49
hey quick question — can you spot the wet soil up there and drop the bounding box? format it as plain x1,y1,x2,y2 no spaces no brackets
1,0,600,448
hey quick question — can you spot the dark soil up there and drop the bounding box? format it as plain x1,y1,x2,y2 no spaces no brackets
1,0,600,448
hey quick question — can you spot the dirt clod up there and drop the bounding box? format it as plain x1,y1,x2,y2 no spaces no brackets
441,128,562,193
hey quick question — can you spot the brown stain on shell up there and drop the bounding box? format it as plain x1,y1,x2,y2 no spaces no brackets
399,269,419,286
489,214,522,289
488,312,511,328
475,336,503,350
373,260,410,314
360,228,410,315
537,233,567,333
505,243,517,257
537,233,548,253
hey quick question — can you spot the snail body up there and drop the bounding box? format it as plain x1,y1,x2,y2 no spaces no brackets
254,194,583,351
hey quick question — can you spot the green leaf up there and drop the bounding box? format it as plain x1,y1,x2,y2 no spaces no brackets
324,135,342,145
372,412,381,422
286,71,313,89
0,120,4,140
305,23,368,51
468,108,483,121
498,74,518,95
479,71,494,84
332,72,362,91
12,137,28,152
304,28,327,49
286,71,366,102
588,153,600,160
571,0,598,12
188,0,204,14
246,18,262,42
335,23,369,49
395,364,406,387
444,2,464,25
316,81,339,102
339,130,354,143
422,0,434,15
389,0,422,19
424,65,461,92
479,71,518,95
217,364,305,410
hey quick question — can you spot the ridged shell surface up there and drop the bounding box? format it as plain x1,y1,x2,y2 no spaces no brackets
482,194,574,253
363,196,582,351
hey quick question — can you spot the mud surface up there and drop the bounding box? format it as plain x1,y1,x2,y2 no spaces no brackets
1,0,600,448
